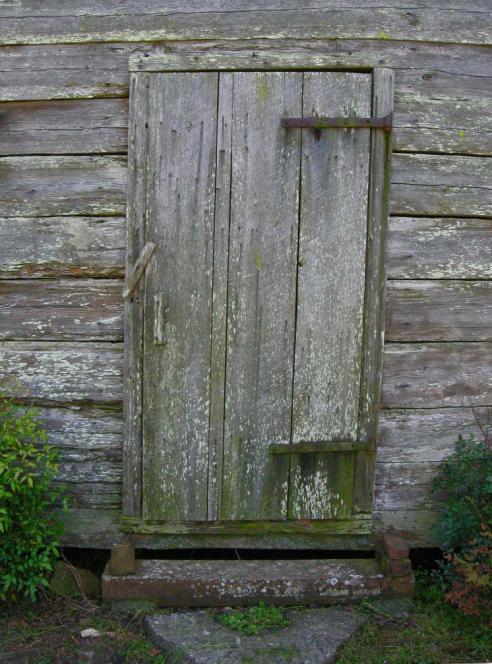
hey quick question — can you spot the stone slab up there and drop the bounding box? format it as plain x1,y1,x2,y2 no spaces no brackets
102,559,385,607
146,607,366,664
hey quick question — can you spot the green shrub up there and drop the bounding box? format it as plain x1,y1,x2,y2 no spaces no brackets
0,398,65,601
432,433,492,618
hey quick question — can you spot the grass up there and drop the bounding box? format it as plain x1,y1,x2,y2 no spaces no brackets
215,601,290,635
337,572,492,664
0,593,169,663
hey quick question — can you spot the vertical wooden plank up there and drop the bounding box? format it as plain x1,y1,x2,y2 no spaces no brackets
207,73,233,521
354,68,394,513
122,72,150,517
289,72,372,520
142,73,218,521
221,72,302,521
289,453,355,520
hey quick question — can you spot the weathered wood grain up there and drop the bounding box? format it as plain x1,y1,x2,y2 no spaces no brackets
354,68,393,513
374,470,436,511
141,73,218,522
0,99,128,155
1,216,488,281
1,39,490,102
59,482,121,510
377,407,491,464
382,343,492,408
221,71,302,521
3,343,488,412
39,405,123,451
391,153,492,217
387,217,492,280
1,153,488,218
289,72,371,521
394,92,492,156
374,509,437,546
0,42,144,101
122,73,150,517
207,73,233,521
38,406,123,509
1,4,489,45
0,279,492,342
0,156,126,217
292,72,371,445
0,279,123,341
0,216,125,279
2,94,490,157
386,280,492,342
3,1,490,18
0,341,123,404
61,509,124,547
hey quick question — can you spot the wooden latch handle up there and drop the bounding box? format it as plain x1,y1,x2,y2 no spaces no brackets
122,242,156,299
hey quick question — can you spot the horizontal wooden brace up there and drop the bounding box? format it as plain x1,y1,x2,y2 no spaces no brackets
269,441,372,454
121,515,373,536
281,113,393,131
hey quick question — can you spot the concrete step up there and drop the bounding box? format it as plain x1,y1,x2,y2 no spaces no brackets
102,558,386,608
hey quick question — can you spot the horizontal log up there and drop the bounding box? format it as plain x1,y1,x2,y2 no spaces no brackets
58,482,121,510
0,39,490,102
373,509,437,546
0,216,125,279
0,99,128,155
0,279,124,340
0,341,123,404
38,405,123,451
377,406,491,464
1,215,488,281
61,508,124,547
1,91,490,156
1,340,490,412
387,217,492,279
374,479,447,512
391,153,492,217
3,1,490,19
386,280,492,341
382,342,492,408
41,405,123,509
0,153,489,218
10,278,491,345
0,155,126,217
1,4,490,46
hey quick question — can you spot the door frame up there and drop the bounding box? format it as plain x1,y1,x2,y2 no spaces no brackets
122,50,394,540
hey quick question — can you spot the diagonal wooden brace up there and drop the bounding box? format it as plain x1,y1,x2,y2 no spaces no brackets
123,241,156,299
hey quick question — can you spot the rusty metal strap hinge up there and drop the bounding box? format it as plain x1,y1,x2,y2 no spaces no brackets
122,241,156,299
281,113,393,132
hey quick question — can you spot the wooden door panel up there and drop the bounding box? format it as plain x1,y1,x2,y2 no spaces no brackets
289,72,372,519
142,72,218,521
220,72,302,520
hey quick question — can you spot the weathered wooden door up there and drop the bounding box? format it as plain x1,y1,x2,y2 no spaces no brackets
124,65,393,527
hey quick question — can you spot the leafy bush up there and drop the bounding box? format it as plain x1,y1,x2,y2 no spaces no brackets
432,432,492,618
0,397,65,601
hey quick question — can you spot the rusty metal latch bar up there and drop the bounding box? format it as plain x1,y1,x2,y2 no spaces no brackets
122,241,156,299
281,113,393,132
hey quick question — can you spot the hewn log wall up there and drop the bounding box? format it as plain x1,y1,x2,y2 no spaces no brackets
0,2,490,547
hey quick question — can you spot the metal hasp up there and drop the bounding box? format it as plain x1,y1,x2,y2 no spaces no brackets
281,113,393,132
